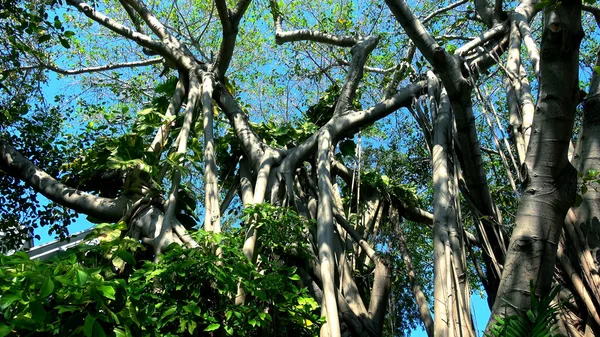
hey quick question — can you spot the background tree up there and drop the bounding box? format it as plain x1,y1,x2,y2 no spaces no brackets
1,0,600,336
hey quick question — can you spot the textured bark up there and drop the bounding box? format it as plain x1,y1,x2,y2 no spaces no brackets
385,0,506,299
489,0,582,324
568,49,600,334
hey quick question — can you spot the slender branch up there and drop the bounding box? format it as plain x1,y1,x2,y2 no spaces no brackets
334,212,377,261
455,22,508,56
270,0,357,47
583,4,600,27
118,0,145,33
336,59,398,74
422,0,469,24
390,206,434,337
14,57,163,75
149,77,186,155
150,73,201,255
0,139,130,222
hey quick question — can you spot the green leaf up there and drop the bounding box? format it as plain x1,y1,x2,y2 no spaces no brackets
84,315,96,337
59,37,70,49
161,307,177,320
288,274,301,281
97,285,116,300
115,250,136,265
204,323,220,332
38,34,51,43
594,66,600,75
40,277,55,297
84,314,106,337
77,269,89,286
0,291,22,310
0,324,11,337
30,301,46,323
338,139,355,157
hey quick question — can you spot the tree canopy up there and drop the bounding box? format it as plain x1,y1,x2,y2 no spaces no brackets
1,0,600,336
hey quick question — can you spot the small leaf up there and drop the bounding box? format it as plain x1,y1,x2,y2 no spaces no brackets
161,307,177,320
38,34,51,43
0,292,22,310
288,274,301,281
59,37,70,49
40,277,55,297
204,323,220,332
84,315,96,337
97,285,116,300
30,301,46,323
115,250,136,266
77,270,89,286
594,66,600,75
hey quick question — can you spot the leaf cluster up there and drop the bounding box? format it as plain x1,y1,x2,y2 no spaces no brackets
0,211,320,337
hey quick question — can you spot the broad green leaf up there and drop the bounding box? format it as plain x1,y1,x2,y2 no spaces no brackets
0,324,11,337
204,323,220,332
97,285,116,300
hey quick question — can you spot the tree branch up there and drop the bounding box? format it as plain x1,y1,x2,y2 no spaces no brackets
269,0,357,47
19,57,163,76
66,0,165,53
213,0,252,78
0,139,129,222
422,0,469,24
333,36,379,116
122,0,170,40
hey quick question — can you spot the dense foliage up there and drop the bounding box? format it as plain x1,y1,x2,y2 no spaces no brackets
0,206,320,337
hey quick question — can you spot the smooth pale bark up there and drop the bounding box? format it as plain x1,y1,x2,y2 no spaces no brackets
202,73,220,234
150,74,201,255
0,139,129,222
431,83,474,337
488,0,582,324
149,78,186,156
316,129,341,337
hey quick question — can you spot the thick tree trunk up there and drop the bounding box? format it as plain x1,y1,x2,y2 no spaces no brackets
489,0,582,323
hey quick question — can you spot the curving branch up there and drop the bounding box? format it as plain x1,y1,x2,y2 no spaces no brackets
269,0,357,47
333,36,379,116
213,0,253,78
17,57,163,76
122,0,170,40
66,0,165,53
422,0,469,24
0,139,130,222
455,22,508,56
584,4,600,27
149,77,186,155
